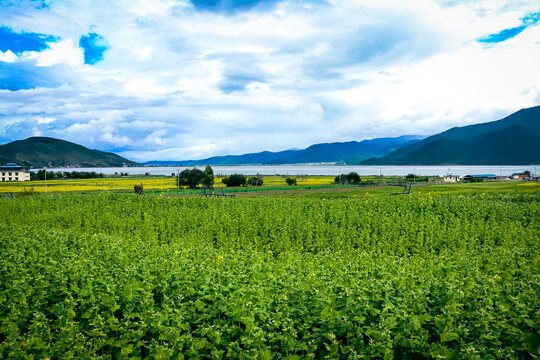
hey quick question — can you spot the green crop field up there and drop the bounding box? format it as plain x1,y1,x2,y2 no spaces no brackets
1,187,539,359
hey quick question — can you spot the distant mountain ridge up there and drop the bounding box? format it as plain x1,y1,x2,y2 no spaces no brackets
362,105,540,165
4,106,537,168
0,137,139,168
145,136,424,166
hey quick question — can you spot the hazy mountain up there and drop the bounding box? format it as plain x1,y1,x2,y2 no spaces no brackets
362,106,540,165
0,137,139,168
146,136,423,166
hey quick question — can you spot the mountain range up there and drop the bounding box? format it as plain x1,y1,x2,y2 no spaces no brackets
361,105,540,165
145,136,423,166
1,106,538,168
0,137,139,168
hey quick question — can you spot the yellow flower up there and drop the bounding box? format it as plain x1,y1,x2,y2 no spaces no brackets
493,274,501,280
217,256,224,262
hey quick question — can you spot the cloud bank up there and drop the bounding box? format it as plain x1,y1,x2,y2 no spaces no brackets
0,0,539,161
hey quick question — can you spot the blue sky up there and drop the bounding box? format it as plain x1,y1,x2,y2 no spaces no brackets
0,0,539,161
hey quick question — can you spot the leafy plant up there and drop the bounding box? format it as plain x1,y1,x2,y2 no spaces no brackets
177,168,205,188
247,176,263,186
0,191,538,359
285,177,297,185
222,174,247,187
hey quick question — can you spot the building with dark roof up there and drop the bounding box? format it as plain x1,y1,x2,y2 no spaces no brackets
463,174,496,182
0,163,30,182
510,171,531,180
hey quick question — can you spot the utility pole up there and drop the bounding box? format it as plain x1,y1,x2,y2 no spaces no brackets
44,167,47,194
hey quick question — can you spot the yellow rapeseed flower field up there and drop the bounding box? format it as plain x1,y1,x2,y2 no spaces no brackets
0,175,339,193
0,177,178,193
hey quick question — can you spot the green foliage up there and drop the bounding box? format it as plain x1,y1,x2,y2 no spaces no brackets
334,172,361,184
247,176,263,186
362,106,540,165
285,177,297,185
0,136,138,168
202,165,215,187
0,192,538,359
31,170,104,181
177,168,205,189
222,174,247,187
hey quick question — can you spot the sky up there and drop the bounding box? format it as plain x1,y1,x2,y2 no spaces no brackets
0,0,539,162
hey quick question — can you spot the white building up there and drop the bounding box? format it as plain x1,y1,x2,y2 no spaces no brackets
0,163,30,182
443,175,460,182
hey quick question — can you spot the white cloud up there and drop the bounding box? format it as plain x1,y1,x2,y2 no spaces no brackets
0,0,539,161
22,39,84,67
0,50,17,62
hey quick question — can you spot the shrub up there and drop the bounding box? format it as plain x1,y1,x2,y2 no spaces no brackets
335,172,360,184
286,177,297,186
222,174,247,187
247,176,263,186
347,172,360,184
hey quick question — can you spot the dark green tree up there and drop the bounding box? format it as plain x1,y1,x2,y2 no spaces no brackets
335,172,361,184
222,174,247,187
177,168,205,189
202,165,214,187
285,177,297,186
247,176,263,186
346,172,360,184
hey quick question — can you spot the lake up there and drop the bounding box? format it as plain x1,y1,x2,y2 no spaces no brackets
37,165,539,177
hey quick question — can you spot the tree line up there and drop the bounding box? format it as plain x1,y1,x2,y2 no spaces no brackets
177,166,267,188
30,170,105,181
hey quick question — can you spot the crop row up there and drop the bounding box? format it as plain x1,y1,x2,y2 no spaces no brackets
0,193,538,359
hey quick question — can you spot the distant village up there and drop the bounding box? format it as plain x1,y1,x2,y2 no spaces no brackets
444,171,535,183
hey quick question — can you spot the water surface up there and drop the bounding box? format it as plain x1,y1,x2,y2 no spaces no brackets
37,165,539,177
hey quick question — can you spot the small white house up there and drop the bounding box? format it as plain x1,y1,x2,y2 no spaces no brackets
443,175,460,182
0,163,30,182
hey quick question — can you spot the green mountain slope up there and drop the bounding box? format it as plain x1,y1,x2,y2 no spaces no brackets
362,106,540,165
0,137,139,168
147,136,422,166
266,136,422,164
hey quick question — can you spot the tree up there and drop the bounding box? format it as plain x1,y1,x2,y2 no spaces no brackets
35,169,57,180
346,172,360,184
335,174,347,184
177,168,205,189
222,174,246,187
202,165,214,187
334,172,360,184
247,176,263,186
285,177,297,186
